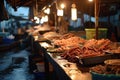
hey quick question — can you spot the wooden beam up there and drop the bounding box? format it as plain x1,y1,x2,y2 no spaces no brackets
95,0,99,39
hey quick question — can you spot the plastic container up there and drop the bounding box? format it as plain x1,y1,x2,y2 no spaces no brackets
78,54,112,66
85,28,107,39
91,71,120,80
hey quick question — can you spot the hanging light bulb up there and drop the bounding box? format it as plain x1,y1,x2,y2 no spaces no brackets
44,15,49,22
60,3,65,9
40,16,45,24
71,3,77,21
88,0,93,2
34,16,40,24
46,7,50,14
57,9,64,16
44,7,50,14
40,15,48,23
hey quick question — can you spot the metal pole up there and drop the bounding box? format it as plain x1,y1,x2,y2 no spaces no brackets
95,0,99,39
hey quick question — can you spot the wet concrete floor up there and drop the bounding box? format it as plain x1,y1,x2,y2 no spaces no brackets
0,49,35,80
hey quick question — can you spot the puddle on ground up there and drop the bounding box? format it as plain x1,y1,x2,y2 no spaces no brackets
0,50,34,80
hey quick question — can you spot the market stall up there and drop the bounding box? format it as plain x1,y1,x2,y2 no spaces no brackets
29,28,120,80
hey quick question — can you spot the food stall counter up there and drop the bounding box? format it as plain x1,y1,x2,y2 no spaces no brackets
44,52,92,80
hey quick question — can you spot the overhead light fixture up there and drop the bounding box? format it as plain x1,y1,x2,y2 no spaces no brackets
44,7,50,14
60,3,65,9
88,0,93,2
40,15,48,24
40,16,45,24
34,16,40,24
57,9,64,16
71,3,77,21
44,15,49,22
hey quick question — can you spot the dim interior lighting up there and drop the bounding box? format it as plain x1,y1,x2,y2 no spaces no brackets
71,3,77,21
60,3,65,9
88,0,93,2
57,9,64,16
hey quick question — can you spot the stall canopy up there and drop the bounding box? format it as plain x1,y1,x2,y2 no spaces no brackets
0,0,9,21
4,0,120,17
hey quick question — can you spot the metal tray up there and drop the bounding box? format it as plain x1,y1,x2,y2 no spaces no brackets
105,51,120,59
77,54,113,66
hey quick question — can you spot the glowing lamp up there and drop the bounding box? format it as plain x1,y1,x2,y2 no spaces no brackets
71,4,77,21
57,9,64,16
44,8,50,14
40,15,48,23
60,3,65,9
34,16,40,24
88,0,93,2
44,15,48,22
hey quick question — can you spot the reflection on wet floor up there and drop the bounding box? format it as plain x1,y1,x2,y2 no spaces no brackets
0,49,34,80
